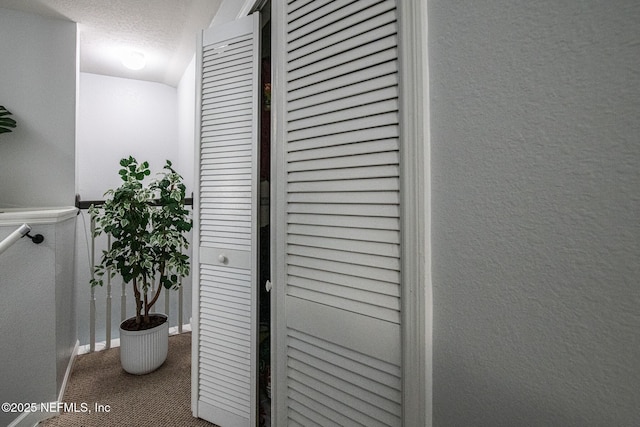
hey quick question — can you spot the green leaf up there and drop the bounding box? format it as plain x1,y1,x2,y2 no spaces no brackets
0,106,16,134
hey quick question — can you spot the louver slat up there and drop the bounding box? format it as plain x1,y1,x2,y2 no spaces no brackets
288,54,397,101
288,265,400,297
289,1,396,52
289,149,398,171
288,85,398,123
288,99,399,132
288,113,398,142
291,143,397,162
289,21,397,68
288,213,399,231
195,12,258,427
288,34,398,82
283,0,402,425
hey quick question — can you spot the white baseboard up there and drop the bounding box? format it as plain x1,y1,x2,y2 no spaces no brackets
78,323,192,355
58,340,80,402
8,340,79,427
169,323,193,335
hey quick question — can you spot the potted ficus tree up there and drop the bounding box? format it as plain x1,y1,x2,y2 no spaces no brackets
89,156,192,374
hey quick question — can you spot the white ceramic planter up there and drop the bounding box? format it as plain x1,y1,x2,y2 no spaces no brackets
119,314,169,375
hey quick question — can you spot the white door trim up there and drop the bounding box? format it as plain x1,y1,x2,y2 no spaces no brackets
398,0,432,425
270,1,287,425
191,29,204,418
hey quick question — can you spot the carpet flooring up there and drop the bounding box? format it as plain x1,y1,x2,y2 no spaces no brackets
40,332,218,427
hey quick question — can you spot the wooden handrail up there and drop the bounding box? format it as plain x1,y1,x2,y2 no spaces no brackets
75,194,193,210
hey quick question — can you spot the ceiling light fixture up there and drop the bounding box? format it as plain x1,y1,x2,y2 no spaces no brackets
122,51,146,70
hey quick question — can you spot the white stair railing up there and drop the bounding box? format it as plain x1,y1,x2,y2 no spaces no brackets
0,223,31,255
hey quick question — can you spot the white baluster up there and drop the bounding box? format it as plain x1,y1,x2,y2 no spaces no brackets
121,281,126,322
89,214,96,353
179,283,183,334
105,234,112,349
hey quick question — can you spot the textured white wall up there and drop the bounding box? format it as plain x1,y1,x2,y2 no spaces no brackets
430,1,640,425
76,72,179,200
177,56,196,197
210,0,248,28
0,8,76,208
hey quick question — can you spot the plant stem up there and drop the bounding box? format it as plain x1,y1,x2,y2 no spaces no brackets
147,262,166,312
144,283,150,324
133,277,142,325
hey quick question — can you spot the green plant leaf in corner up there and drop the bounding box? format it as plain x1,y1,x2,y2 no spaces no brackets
0,105,17,134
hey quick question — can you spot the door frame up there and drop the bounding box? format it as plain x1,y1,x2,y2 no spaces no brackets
397,1,432,425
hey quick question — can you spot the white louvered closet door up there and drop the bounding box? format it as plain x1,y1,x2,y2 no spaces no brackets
194,13,259,427
276,1,403,425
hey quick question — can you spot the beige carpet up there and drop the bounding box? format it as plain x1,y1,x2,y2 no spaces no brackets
40,332,218,427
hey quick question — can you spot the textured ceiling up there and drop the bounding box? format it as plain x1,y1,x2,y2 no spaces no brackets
0,0,222,86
